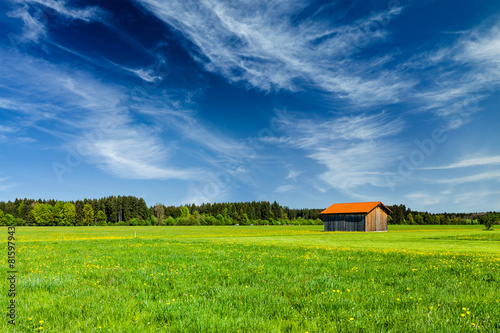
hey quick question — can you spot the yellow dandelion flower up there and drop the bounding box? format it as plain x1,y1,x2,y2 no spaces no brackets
462,307,466,311
461,314,465,317
39,320,44,324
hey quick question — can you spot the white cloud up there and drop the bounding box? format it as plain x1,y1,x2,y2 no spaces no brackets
105,59,165,83
422,155,500,170
408,24,500,129
8,0,104,44
0,125,17,133
277,112,404,191
0,50,202,180
286,170,303,180
275,185,296,193
405,192,428,199
423,199,439,205
434,171,500,185
0,176,15,192
137,0,407,105
405,192,440,207
93,138,198,180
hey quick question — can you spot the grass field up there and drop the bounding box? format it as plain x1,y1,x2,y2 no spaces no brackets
2,225,499,332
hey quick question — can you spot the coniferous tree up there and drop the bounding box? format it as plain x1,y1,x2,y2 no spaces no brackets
75,201,84,225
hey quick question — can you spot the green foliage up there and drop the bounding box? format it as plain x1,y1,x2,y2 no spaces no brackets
0,209,4,226
32,203,54,226
83,204,94,226
480,212,500,230
4,213,14,226
164,216,175,226
180,206,190,219
0,197,495,228
96,210,107,226
53,201,65,226
114,221,128,226
129,218,141,226
406,213,415,225
63,202,77,226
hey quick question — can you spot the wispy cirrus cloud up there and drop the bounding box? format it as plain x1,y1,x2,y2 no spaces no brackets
432,171,500,185
0,49,203,181
407,24,500,129
137,0,408,106
422,155,500,170
271,111,404,192
137,0,500,128
0,176,15,192
275,184,296,193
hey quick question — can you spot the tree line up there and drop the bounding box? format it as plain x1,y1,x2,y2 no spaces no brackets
0,198,497,228
387,204,488,225
0,197,322,226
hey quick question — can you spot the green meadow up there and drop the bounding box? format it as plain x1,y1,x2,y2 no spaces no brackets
2,225,499,332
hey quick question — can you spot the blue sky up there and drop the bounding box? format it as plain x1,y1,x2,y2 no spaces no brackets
1,0,499,213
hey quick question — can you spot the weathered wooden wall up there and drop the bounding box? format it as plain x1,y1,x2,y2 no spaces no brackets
365,207,387,231
323,214,365,232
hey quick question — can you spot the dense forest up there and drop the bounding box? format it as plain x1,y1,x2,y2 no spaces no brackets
0,197,323,226
386,204,486,225
0,197,494,227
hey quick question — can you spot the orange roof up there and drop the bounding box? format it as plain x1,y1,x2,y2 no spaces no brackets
320,201,392,214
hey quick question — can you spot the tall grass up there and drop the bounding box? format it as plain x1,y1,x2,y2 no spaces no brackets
1,226,498,332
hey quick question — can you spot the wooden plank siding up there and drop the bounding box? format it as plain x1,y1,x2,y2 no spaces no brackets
323,214,365,232
365,207,387,232
320,202,390,232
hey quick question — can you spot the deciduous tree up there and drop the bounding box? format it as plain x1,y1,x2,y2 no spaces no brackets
83,204,94,226
96,210,107,226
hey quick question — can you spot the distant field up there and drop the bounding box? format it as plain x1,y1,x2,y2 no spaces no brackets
2,225,499,332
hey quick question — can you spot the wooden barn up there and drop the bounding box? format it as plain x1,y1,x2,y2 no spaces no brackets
320,201,391,232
